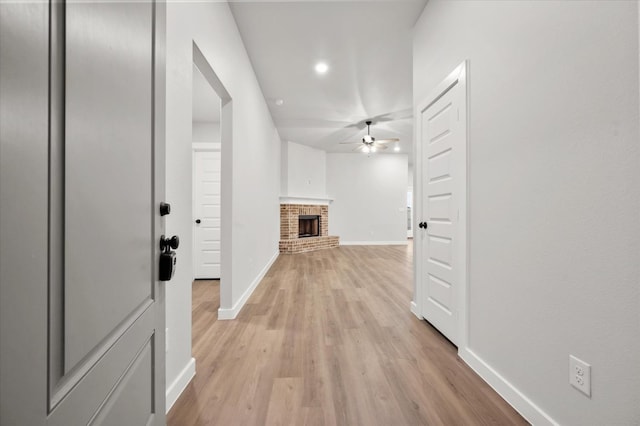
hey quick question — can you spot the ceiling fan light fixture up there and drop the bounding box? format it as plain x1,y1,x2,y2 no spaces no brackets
363,135,374,143
394,144,400,152
314,62,329,74
371,146,377,153
363,146,370,154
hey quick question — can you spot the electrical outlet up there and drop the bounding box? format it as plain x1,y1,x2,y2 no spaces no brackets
569,355,591,397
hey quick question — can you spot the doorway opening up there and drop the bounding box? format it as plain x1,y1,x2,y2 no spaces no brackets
192,63,221,281
191,42,233,324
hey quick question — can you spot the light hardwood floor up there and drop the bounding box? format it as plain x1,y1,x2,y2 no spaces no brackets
168,244,527,425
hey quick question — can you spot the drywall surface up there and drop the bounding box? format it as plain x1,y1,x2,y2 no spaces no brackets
414,1,640,424
327,153,408,243
280,141,288,195
282,141,327,198
192,121,220,144
166,1,281,400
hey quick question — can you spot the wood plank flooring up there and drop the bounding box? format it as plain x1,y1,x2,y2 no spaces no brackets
168,245,528,425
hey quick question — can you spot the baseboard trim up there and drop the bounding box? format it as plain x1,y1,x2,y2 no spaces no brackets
410,301,422,319
458,348,557,425
217,250,279,320
340,241,409,246
165,357,196,413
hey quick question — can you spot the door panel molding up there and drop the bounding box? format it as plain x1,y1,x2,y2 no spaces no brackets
49,299,153,410
48,306,156,425
48,0,66,408
414,60,469,350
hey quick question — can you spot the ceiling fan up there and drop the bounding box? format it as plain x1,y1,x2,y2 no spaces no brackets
340,120,399,153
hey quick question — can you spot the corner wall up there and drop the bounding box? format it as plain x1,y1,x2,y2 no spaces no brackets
165,1,281,409
413,1,640,424
281,141,327,198
327,153,408,244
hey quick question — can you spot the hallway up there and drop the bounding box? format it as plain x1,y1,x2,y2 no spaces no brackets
168,245,526,425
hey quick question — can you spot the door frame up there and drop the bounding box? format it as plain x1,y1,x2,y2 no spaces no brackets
191,42,234,315
413,60,469,350
192,143,221,279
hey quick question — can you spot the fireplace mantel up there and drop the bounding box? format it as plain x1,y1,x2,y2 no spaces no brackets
279,196,333,206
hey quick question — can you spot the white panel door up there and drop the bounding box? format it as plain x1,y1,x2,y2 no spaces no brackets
419,81,464,345
0,1,166,424
194,150,221,279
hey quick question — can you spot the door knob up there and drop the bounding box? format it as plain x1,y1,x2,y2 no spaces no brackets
419,221,428,229
160,235,180,251
195,219,201,224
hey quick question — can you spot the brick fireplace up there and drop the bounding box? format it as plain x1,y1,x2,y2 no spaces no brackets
279,204,339,254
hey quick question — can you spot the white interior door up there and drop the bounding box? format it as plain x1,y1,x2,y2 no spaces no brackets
0,2,166,424
194,150,221,279
419,77,466,346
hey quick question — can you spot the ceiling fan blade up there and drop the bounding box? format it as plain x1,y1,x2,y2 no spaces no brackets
373,108,413,122
374,138,400,144
372,143,388,151
350,144,388,152
350,121,369,130
313,126,362,149
339,141,362,145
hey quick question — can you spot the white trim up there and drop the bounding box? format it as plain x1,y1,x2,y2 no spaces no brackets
339,241,409,246
414,60,469,348
165,357,196,413
192,142,221,152
279,195,333,205
217,250,279,320
410,301,422,319
459,348,558,426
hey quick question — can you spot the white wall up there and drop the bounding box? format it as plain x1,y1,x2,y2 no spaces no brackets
280,140,288,195
281,141,327,198
327,154,408,244
192,121,220,143
414,1,640,424
166,1,281,407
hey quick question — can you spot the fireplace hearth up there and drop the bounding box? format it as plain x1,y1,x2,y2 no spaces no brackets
279,204,339,253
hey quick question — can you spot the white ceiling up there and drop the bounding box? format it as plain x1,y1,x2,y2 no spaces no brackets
192,63,221,123
229,0,426,158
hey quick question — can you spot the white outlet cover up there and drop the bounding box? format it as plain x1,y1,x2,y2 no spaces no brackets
569,355,591,397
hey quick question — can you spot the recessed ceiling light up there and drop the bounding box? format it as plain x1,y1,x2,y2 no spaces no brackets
314,62,329,74
275,99,284,106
